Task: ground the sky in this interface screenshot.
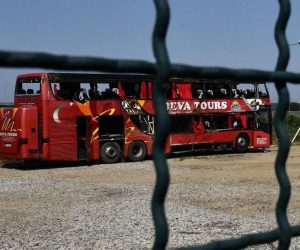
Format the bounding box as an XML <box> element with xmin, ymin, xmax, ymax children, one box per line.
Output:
<box><xmin>0</xmin><ymin>0</ymin><xmax>300</xmax><ymax>103</ymax></box>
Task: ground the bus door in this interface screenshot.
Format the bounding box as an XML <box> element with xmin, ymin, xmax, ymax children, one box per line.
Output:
<box><xmin>77</xmin><ymin>116</ymin><xmax>88</xmax><ymax>160</ymax></box>
<box><xmin>253</xmin><ymin>110</ymin><xmax>271</xmax><ymax>148</ymax></box>
<box><xmin>24</xmin><ymin>108</ymin><xmax>39</xmax><ymax>158</ymax></box>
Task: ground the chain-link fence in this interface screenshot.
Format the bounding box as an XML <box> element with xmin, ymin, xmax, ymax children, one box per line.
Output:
<box><xmin>1</xmin><ymin>0</ymin><xmax>300</xmax><ymax>249</ymax></box>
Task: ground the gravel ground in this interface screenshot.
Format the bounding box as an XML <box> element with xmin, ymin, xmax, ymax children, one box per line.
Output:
<box><xmin>0</xmin><ymin>146</ymin><xmax>300</xmax><ymax>249</ymax></box>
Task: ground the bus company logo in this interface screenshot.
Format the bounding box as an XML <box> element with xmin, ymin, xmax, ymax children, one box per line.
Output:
<box><xmin>257</xmin><ymin>137</ymin><xmax>268</xmax><ymax>145</ymax></box>
<box><xmin>231</xmin><ymin>101</ymin><xmax>241</xmax><ymax>111</ymax></box>
<box><xmin>0</xmin><ymin>132</ymin><xmax>17</xmax><ymax>137</ymax></box>
<box><xmin>0</xmin><ymin>110</ymin><xmax>21</xmax><ymax>133</ymax></box>
<box><xmin>249</xmin><ymin>99</ymin><xmax>263</xmax><ymax>107</ymax></box>
<box><xmin>166</xmin><ymin>101</ymin><xmax>227</xmax><ymax>112</ymax></box>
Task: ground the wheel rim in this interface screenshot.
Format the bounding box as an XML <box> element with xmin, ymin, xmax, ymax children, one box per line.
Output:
<box><xmin>132</xmin><ymin>145</ymin><xmax>143</xmax><ymax>158</ymax></box>
<box><xmin>105</xmin><ymin>146</ymin><xmax>117</xmax><ymax>158</ymax></box>
<box><xmin>237</xmin><ymin>137</ymin><xmax>246</xmax><ymax>147</ymax></box>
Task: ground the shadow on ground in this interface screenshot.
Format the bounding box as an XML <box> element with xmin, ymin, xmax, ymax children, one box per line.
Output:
<box><xmin>0</xmin><ymin>148</ymin><xmax>271</xmax><ymax>171</ymax></box>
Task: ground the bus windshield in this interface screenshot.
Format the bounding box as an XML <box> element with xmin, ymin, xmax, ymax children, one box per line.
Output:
<box><xmin>15</xmin><ymin>77</ymin><xmax>41</xmax><ymax>96</ymax></box>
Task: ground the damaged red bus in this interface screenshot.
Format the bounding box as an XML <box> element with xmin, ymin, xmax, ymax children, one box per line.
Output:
<box><xmin>0</xmin><ymin>73</ymin><xmax>271</xmax><ymax>163</ymax></box>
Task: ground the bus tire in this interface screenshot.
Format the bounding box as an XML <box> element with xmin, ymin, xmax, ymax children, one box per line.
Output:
<box><xmin>235</xmin><ymin>133</ymin><xmax>249</xmax><ymax>153</ymax></box>
<box><xmin>128</xmin><ymin>141</ymin><xmax>147</xmax><ymax>162</ymax></box>
<box><xmin>101</xmin><ymin>142</ymin><xmax>121</xmax><ymax>164</ymax></box>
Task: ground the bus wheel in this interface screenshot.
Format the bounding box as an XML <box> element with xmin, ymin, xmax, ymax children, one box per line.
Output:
<box><xmin>101</xmin><ymin>142</ymin><xmax>121</xmax><ymax>164</ymax></box>
<box><xmin>128</xmin><ymin>141</ymin><xmax>147</xmax><ymax>162</ymax></box>
<box><xmin>235</xmin><ymin>133</ymin><xmax>249</xmax><ymax>153</ymax></box>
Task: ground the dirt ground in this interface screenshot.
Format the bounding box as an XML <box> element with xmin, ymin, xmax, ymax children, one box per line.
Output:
<box><xmin>170</xmin><ymin>146</ymin><xmax>300</xmax><ymax>217</ymax></box>
<box><xmin>0</xmin><ymin>145</ymin><xmax>300</xmax><ymax>249</ymax></box>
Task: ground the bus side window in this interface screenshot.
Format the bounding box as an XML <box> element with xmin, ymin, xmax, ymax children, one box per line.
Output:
<box><xmin>259</xmin><ymin>91</ymin><xmax>268</xmax><ymax>97</ymax></box>
<box><xmin>77</xmin><ymin>88</ymin><xmax>90</xmax><ymax>103</ymax></box>
<box><xmin>51</xmin><ymin>83</ymin><xmax>64</xmax><ymax>100</ymax></box>
<box><xmin>220</xmin><ymin>88</ymin><xmax>228</xmax><ymax>98</ymax></box>
<box><xmin>191</xmin><ymin>86</ymin><xmax>201</xmax><ymax>99</ymax></box>
<box><xmin>18</xmin><ymin>88</ymin><xmax>26</xmax><ymax>94</ymax></box>
<box><xmin>170</xmin><ymin>115</ymin><xmax>193</xmax><ymax>133</ymax></box>
<box><xmin>102</xmin><ymin>83</ymin><xmax>120</xmax><ymax>98</ymax></box>
<box><xmin>176</xmin><ymin>83</ymin><xmax>193</xmax><ymax>99</ymax></box>
<box><xmin>147</xmin><ymin>82</ymin><xmax>152</xmax><ymax>99</ymax></box>
<box><xmin>196</xmin><ymin>89</ymin><xmax>203</xmax><ymax>99</ymax></box>
<box><xmin>27</xmin><ymin>89</ymin><xmax>34</xmax><ymax>94</ymax></box>
<box><xmin>191</xmin><ymin>82</ymin><xmax>204</xmax><ymax>99</ymax></box>
<box><xmin>232</xmin><ymin>89</ymin><xmax>239</xmax><ymax>98</ymax></box>
<box><xmin>246</xmin><ymin>89</ymin><xmax>255</xmax><ymax>98</ymax></box>
<box><xmin>216</xmin><ymin>115</ymin><xmax>228</xmax><ymax>129</ymax></box>
<box><xmin>88</xmin><ymin>83</ymin><xmax>102</xmax><ymax>99</ymax></box>
<box><xmin>247</xmin><ymin>114</ymin><xmax>255</xmax><ymax>129</ymax></box>
<box><xmin>203</xmin><ymin>116</ymin><xmax>213</xmax><ymax>129</ymax></box>
<box><xmin>122</xmin><ymin>82</ymin><xmax>139</xmax><ymax>98</ymax></box>
<box><xmin>139</xmin><ymin>81</ymin><xmax>153</xmax><ymax>99</ymax></box>
<box><xmin>206</xmin><ymin>90</ymin><xmax>214</xmax><ymax>99</ymax></box>
<box><xmin>16</xmin><ymin>80</ymin><xmax>41</xmax><ymax>96</ymax></box>
<box><xmin>140</xmin><ymin>81</ymin><xmax>147</xmax><ymax>99</ymax></box>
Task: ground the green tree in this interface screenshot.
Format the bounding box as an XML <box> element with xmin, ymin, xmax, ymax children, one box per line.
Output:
<box><xmin>289</xmin><ymin>102</ymin><xmax>300</xmax><ymax>111</ymax></box>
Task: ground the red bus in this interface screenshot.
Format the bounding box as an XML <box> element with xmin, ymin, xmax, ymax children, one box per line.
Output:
<box><xmin>0</xmin><ymin>73</ymin><xmax>271</xmax><ymax>163</ymax></box>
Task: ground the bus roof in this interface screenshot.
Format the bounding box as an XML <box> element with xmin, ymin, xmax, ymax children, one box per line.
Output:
<box><xmin>16</xmin><ymin>72</ymin><xmax>266</xmax><ymax>84</ymax></box>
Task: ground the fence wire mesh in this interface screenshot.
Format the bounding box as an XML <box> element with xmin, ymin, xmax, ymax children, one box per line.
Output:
<box><xmin>1</xmin><ymin>0</ymin><xmax>300</xmax><ymax>249</ymax></box>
